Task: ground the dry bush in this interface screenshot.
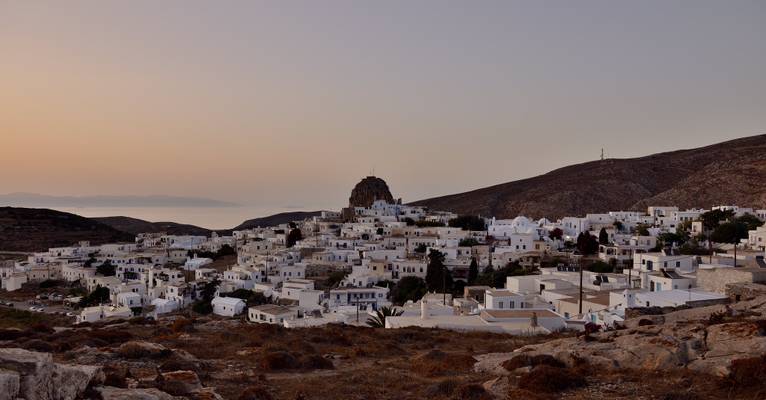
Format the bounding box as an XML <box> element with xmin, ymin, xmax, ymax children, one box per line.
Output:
<box><xmin>517</xmin><ymin>365</ymin><xmax>586</xmax><ymax>393</ymax></box>
<box><xmin>299</xmin><ymin>354</ymin><xmax>334</xmax><ymax>370</ymax></box>
<box><xmin>453</xmin><ymin>383</ymin><xmax>492</xmax><ymax>400</ymax></box>
<box><xmin>88</xmin><ymin>328</ymin><xmax>134</xmax><ymax>344</ymax></box>
<box><xmin>238</xmin><ymin>385</ymin><xmax>273</xmax><ymax>400</ymax></box>
<box><xmin>170</xmin><ymin>317</ymin><xmax>194</xmax><ymax>333</ymax></box>
<box><xmin>0</xmin><ymin>328</ymin><xmax>25</xmax><ymax>341</ymax></box>
<box><xmin>20</xmin><ymin>338</ymin><xmax>54</xmax><ymax>352</ymax></box>
<box><xmin>727</xmin><ymin>354</ymin><xmax>766</xmax><ymax>389</ymax></box>
<box><xmin>507</xmin><ymin>388</ymin><xmax>554</xmax><ymax>400</ymax></box>
<box><xmin>502</xmin><ymin>354</ymin><xmax>564</xmax><ymax>372</ymax></box>
<box><xmin>260</xmin><ymin>351</ymin><xmax>300</xmax><ymax>371</ymax></box>
<box><xmin>411</xmin><ymin>349</ymin><xmax>476</xmax><ymax>377</ymax></box>
<box><xmin>425</xmin><ymin>378</ymin><xmax>460</xmax><ymax>397</ymax></box>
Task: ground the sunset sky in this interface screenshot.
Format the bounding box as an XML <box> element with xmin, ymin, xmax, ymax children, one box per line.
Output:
<box><xmin>2</xmin><ymin>1</ymin><xmax>765</xmax><ymax>210</ymax></box>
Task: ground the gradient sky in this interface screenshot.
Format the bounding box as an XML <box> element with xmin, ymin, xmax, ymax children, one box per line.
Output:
<box><xmin>2</xmin><ymin>0</ymin><xmax>765</xmax><ymax>210</ymax></box>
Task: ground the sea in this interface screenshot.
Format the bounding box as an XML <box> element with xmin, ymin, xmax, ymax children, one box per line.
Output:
<box><xmin>52</xmin><ymin>206</ymin><xmax>311</xmax><ymax>230</ymax></box>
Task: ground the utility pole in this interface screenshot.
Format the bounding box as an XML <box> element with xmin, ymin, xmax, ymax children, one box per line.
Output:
<box><xmin>442</xmin><ymin>263</ymin><xmax>446</xmax><ymax>306</ymax></box>
<box><xmin>578</xmin><ymin>260</ymin><xmax>583</xmax><ymax>315</ymax></box>
<box><xmin>734</xmin><ymin>242</ymin><xmax>738</xmax><ymax>267</ymax></box>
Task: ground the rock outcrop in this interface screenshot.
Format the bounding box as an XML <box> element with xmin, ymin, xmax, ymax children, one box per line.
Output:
<box><xmin>475</xmin><ymin>296</ymin><xmax>766</xmax><ymax>381</ymax></box>
<box><xmin>0</xmin><ymin>348</ymin><xmax>103</xmax><ymax>400</ymax></box>
<box><xmin>348</xmin><ymin>176</ymin><xmax>395</xmax><ymax>208</ymax></box>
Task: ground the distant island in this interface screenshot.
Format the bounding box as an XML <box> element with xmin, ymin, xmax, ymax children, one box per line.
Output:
<box><xmin>0</xmin><ymin>193</ymin><xmax>240</xmax><ymax>208</ymax></box>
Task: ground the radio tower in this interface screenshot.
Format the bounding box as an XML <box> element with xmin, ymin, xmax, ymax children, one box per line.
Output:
<box><xmin>600</xmin><ymin>148</ymin><xmax>604</xmax><ymax>161</ymax></box>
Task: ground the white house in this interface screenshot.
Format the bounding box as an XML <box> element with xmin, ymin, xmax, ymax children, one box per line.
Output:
<box><xmin>248</xmin><ymin>304</ymin><xmax>297</xmax><ymax>325</ymax></box>
<box><xmin>211</xmin><ymin>296</ymin><xmax>246</xmax><ymax>317</ymax></box>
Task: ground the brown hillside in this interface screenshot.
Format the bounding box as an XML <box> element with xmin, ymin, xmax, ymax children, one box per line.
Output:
<box><xmin>412</xmin><ymin>135</ymin><xmax>766</xmax><ymax>219</ymax></box>
<box><xmin>0</xmin><ymin>207</ymin><xmax>135</xmax><ymax>252</ymax></box>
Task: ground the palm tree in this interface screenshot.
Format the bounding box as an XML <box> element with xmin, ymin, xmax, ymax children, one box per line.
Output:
<box><xmin>366</xmin><ymin>306</ymin><xmax>403</xmax><ymax>328</ymax></box>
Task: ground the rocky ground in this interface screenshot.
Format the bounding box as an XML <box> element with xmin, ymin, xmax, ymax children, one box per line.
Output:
<box><xmin>1</xmin><ymin>295</ymin><xmax>766</xmax><ymax>399</ymax></box>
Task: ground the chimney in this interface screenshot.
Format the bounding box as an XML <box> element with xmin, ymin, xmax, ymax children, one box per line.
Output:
<box><xmin>421</xmin><ymin>299</ymin><xmax>429</xmax><ymax>320</ymax></box>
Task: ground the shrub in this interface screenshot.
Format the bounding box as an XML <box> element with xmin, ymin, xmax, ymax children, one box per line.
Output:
<box><xmin>728</xmin><ymin>354</ymin><xmax>766</xmax><ymax>389</ymax></box>
<box><xmin>260</xmin><ymin>351</ymin><xmax>300</xmax><ymax>371</ymax></box>
<box><xmin>518</xmin><ymin>365</ymin><xmax>586</xmax><ymax>393</ymax></box>
<box><xmin>0</xmin><ymin>328</ymin><xmax>25</xmax><ymax>340</ymax></box>
<box><xmin>238</xmin><ymin>385</ymin><xmax>273</xmax><ymax>400</ymax></box>
<box><xmin>171</xmin><ymin>317</ymin><xmax>195</xmax><ymax>333</ymax></box>
<box><xmin>22</xmin><ymin>339</ymin><xmax>54</xmax><ymax>352</ymax></box>
<box><xmin>300</xmin><ymin>354</ymin><xmax>334</xmax><ymax>370</ymax></box>
<box><xmin>454</xmin><ymin>383</ymin><xmax>493</xmax><ymax>400</ymax></box>
<box><xmin>425</xmin><ymin>379</ymin><xmax>459</xmax><ymax>396</ymax></box>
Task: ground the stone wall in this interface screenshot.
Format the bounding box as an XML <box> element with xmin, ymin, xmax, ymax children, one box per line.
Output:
<box><xmin>697</xmin><ymin>267</ymin><xmax>766</xmax><ymax>294</ymax></box>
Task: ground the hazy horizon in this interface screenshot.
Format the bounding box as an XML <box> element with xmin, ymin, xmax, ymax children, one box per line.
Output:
<box><xmin>2</xmin><ymin>1</ymin><xmax>765</xmax><ymax>210</ymax></box>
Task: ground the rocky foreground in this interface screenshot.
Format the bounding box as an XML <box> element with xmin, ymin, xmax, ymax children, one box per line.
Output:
<box><xmin>2</xmin><ymin>295</ymin><xmax>766</xmax><ymax>399</ymax></box>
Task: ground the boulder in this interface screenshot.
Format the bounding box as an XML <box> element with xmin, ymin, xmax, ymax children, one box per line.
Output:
<box><xmin>0</xmin><ymin>348</ymin><xmax>55</xmax><ymax>400</ymax></box>
<box><xmin>157</xmin><ymin>371</ymin><xmax>202</xmax><ymax>396</ymax></box>
<box><xmin>52</xmin><ymin>364</ymin><xmax>104</xmax><ymax>400</ymax></box>
<box><xmin>0</xmin><ymin>369</ymin><xmax>20</xmax><ymax>400</ymax></box>
<box><xmin>95</xmin><ymin>387</ymin><xmax>177</xmax><ymax>400</ymax></box>
<box><xmin>0</xmin><ymin>348</ymin><xmax>101</xmax><ymax>400</ymax></box>
<box><xmin>117</xmin><ymin>342</ymin><xmax>171</xmax><ymax>359</ymax></box>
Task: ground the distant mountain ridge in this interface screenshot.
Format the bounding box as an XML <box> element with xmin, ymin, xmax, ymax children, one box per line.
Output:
<box><xmin>0</xmin><ymin>193</ymin><xmax>239</xmax><ymax>208</ymax></box>
<box><xmin>91</xmin><ymin>216</ymin><xmax>214</xmax><ymax>236</ymax></box>
<box><xmin>0</xmin><ymin>207</ymin><xmax>135</xmax><ymax>252</ymax></box>
<box><xmin>412</xmin><ymin>134</ymin><xmax>766</xmax><ymax>219</ymax></box>
<box><xmin>0</xmin><ymin>208</ymin><xmax>324</xmax><ymax>252</ymax></box>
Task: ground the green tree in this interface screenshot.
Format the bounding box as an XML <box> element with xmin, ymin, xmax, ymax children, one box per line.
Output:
<box><xmin>413</xmin><ymin>243</ymin><xmax>428</xmax><ymax>254</ymax></box>
<box><xmin>325</xmin><ymin>271</ymin><xmax>349</xmax><ymax>289</ymax></box>
<box><xmin>467</xmin><ymin>258</ymin><xmax>479</xmax><ymax>285</ymax></box>
<box><xmin>576</xmin><ymin>232</ymin><xmax>599</xmax><ymax>256</ymax></box>
<box><xmin>635</xmin><ymin>224</ymin><xmax>651</xmax><ymax>236</ymax></box>
<box><xmin>425</xmin><ymin>250</ymin><xmax>452</xmax><ymax>293</ymax></box>
<box><xmin>700</xmin><ymin>209</ymin><xmax>735</xmax><ymax>231</ymax></box>
<box><xmin>548</xmin><ymin>228</ymin><xmax>563</xmax><ymax>241</ymax></box>
<box><xmin>459</xmin><ymin>238</ymin><xmax>480</xmax><ymax>247</ymax></box>
<box><xmin>710</xmin><ymin>222</ymin><xmax>748</xmax><ymax>244</ymax></box>
<box><xmin>734</xmin><ymin>214</ymin><xmax>764</xmax><ymax>231</ymax></box>
<box><xmin>78</xmin><ymin>286</ymin><xmax>110</xmax><ymax>308</ymax></box>
<box><xmin>613</xmin><ymin>221</ymin><xmax>624</xmax><ymax>232</ymax></box>
<box><xmin>366</xmin><ymin>306</ymin><xmax>404</xmax><ymax>328</ymax></box>
<box><xmin>448</xmin><ymin>215</ymin><xmax>486</xmax><ymax>231</ymax></box>
<box><xmin>390</xmin><ymin>276</ymin><xmax>427</xmax><ymax>305</ymax></box>
<box><xmin>586</xmin><ymin>261</ymin><xmax>614</xmax><ymax>273</ymax></box>
<box><xmin>286</xmin><ymin>228</ymin><xmax>303</xmax><ymax>248</ymax></box>
<box><xmin>192</xmin><ymin>278</ymin><xmax>221</xmax><ymax>315</ymax></box>
<box><xmin>96</xmin><ymin>260</ymin><xmax>116</xmax><ymax>277</ymax></box>
<box><xmin>598</xmin><ymin>228</ymin><xmax>609</xmax><ymax>245</ymax></box>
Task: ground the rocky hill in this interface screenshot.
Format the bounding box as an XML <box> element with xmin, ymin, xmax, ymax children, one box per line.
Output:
<box><xmin>349</xmin><ymin>176</ymin><xmax>395</xmax><ymax>208</ymax></box>
<box><xmin>0</xmin><ymin>207</ymin><xmax>135</xmax><ymax>252</ymax></box>
<box><xmin>412</xmin><ymin>134</ymin><xmax>766</xmax><ymax>219</ymax></box>
<box><xmin>233</xmin><ymin>211</ymin><xmax>323</xmax><ymax>230</ymax></box>
<box><xmin>92</xmin><ymin>216</ymin><xmax>213</xmax><ymax>236</ymax></box>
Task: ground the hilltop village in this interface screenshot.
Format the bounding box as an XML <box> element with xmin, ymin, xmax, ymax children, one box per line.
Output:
<box><xmin>2</xmin><ymin>177</ymin><xmax>765</xmax><ymax>335</ymax></box>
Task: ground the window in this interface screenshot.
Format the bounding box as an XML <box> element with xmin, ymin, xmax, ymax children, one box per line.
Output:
<box><xmin>498</xmin><ymin>301</ymin><xmax>504</xmax><ymax>308</ymax></box>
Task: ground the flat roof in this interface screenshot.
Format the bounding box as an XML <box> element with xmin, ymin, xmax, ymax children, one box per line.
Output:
<box><xmin>486</xmin><ymin>289</ymin><xmax>521</xmax><ymax>297</ymax></box>
<box><xmin>482</xmin><ymin>309</ymin><xmax>559</xmax><ymax>319</ymax></box>
<box><xmin>250</xmin><ymin>304</ymin><xmax>294</xmax><ymax>315</ymax></box>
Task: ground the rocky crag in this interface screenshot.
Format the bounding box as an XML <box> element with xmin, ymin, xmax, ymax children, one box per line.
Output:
<box><xmin>348</xmin><ymin>176</ymin><xmax>395</xmax><ymax>208</ymax></box>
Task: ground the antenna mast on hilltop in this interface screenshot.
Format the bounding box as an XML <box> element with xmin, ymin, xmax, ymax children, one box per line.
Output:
<box><xmin>600</xmin><ymin>148</ymin><xmax>605</xmax><ymax>161</ymax></box>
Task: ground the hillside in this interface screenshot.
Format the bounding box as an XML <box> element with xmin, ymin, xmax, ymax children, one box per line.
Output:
<box><xmin>233</xmin><ymin>211</ymin><xmax>323</xmax><ymax>230</ymax></box>
<box><xmin>0</xmin><ymin>207</ymin><xmax>135</xmax><ymax>252</ymax></box>
<box><xmin>412</xmin><ymin>134</ymin><xmax>766</xmax><ymax>219</ymax></box>
<box><xmin>92</xmin><ymin>216</ymin><xmax>213</xmax><ymax>236</ymax></box>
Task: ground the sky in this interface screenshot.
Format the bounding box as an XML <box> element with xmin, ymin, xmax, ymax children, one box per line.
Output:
<box><xmin>1</xmin><ymin>0</ymin><xmax>765</xmax><ymax>210</ymax></box>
